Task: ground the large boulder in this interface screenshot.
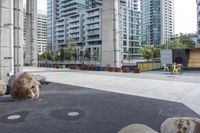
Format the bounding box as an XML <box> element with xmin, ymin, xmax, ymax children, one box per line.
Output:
<box><xmin>161</xmin><ymin>117</ymin><xmax>200</xmax><ymax>133</ymax></box>
<box><xmin>11</xmin><ymin>72</ymin><xmax>40</xmax><ymax>100</ymax></box>
<box><xmin>118</xmin><ymin>124</ymin><xmax>158</xmax><ymax>133</ymax></box>
<box><xmin>0</xmin><ymin>80</ymin><xmax>7</xmax><ymax>96</ymax></box>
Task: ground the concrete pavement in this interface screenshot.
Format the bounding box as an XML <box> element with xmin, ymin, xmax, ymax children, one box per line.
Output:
<box><xmin>0</xmin><ymin>83</ymin><xmax>199</xmax><ymax>133</ymax></box>
<box><xmin>24</xmin><ymin>67</ymin><xmax>200</xmax><ymax>115</ymax></box>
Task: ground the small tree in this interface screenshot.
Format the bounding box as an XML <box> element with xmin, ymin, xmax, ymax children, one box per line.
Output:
<box><xmin>84</xmin><ymin>49</ymin><xmax>91</xmax><ymax>61</ymax></box>
<box><xmin>59</xmin><ymin>48</ymin><xmax>65</xmax><ymax>61</ymax></box>
<box><xmin>92</xmin><ymin>49</ymin><xmax>98</xmax><ymax>66</ymax></box>
<box><xmin>47</xmin><ymin>52</ymin><xmax>53</xmax><ymax>61</ymax></box>
<box><xmin>140</xmin><ymin>45</ymin><xmax>154</xmax><ymax>60</ymax></box>
<box><xmin>127</xmin><ymin>49</ymin><xmax>132</xmax><ymax>62</ymax></box>
<box><xmin>168</xmin><ymin>39</ymin><xmax>187</xmax><ymax>49</ymax></box>
<box><xmin>64</xmin><ymin>49</ymin><xmax>71</xmax><ymax>61</ymax></box>
<box><xmin>66</xmin><ymin>38</ymin><xmax>77</xmax><ymax>60</ymax></box>
<box><xmin>179</xmin><ymin>33</ymin><xmax>196</xmax><ymax>48</ymax></box>
<box><xmin>52</xmin><ymin>52</ymin><xmax>59</xmax><ymax>62</ymax></box>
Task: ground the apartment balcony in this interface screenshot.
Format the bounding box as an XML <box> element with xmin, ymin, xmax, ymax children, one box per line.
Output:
<box><xmin>61</xmin><ymin>5</ymin><xmax>77</xmax><ymax>12</ymax></box>
<box><xmin>56</xmin><ymin>22</ymin><xmax>64</xmax><ymax>26</ymax></box>
<box><xmin>61</xmin><ymin>9</ymin><xmax>78</xmax><ymax>17</ymax></box>
<box><xmin>61</xmin><ymin>0</ymin><xmax>77</xmax><ymax>7</ymax></box>
<box><xmin>86</xmin><ymin>19</ymin><xmax>100</xmax><ymax>25</ymax></box>
<box><xmin>87</xmin><ymin>31</ymin><xmax>100</xmax><ymax>36</ymax></box>
<box><xmin>56</xmin><ymin>31</ymin><xmax>65</xmax><ymax>36</ymax></box>
<box><xmin>87</xmin><ymin>26</ymin><xmax>100</xmax><ymax>30</ymax></box>
<box><xmin>55</xmin><ymin>27</ymin><xmax>65</xmax><ymax>32</ymax></box>
<box><xmin>68</xmin><ymin>24</ymin><xmax>79</xmax><ymax>29</ymax></box>
<box><xmin>87</xmin><ymin>13</ymin><xmax>100</xmax><ymax>18</ymax></box>
<box><xmin>68</xmin><ymin>17</ymin><xmax>80</xmax><ymax>23</ymax></box>
<box><xmin>68</xmin><ymin>30</ymin><xmax>80</xmax><ymax>35</ymax></box>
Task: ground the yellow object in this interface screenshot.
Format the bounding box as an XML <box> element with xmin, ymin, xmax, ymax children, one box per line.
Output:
<box><xmin>163</xmin><ymin>64</ymin><xmax>169</xmax><ymax>71</ymax></box>
<box><xmin>172</xmin><ymin>63</ymin><xmax>179</xmax><ymax>74</ymax></box>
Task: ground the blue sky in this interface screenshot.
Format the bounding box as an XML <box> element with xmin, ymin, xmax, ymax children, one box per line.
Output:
<box><xmin>37</xmin><ymin>0</ymin><xmax>197</xmax><ymax>34</ymax></box>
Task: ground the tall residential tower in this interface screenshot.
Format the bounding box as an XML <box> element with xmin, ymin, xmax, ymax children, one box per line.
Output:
<box><xmin>141</xmin><ymin>0</ymin><xmax>174</xmax><ymax>46</ymax></box>
<box><xmin>47</xmin><ymin>0</ymin><xmax>141</xmax><ymax>67</ymax></box>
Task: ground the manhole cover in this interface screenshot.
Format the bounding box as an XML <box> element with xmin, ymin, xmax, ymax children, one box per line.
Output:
<box><xmin>7</xmin><ymin>115</ymin><xmax>21</xmax><ymax>120</ymax></box>
<box><xmin>1</xmin><ymin>111</ymin><xmax>31</xmax><ymax>124</ymax></box>
<box><xmin>68</xmin><ymin>112</ymin><xmax>80</xmax><ymax>117</ymax></box>
<box><xmin>51</xmin><ymin>109</ymin><xmax>84</xmax><ymax>121</ymax></box>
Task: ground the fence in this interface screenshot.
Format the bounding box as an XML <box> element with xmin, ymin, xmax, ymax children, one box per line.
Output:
<box><xmin>137</xmin><ymin>61</ymin><xmax>161</xmax><ymax>72</ymax></box>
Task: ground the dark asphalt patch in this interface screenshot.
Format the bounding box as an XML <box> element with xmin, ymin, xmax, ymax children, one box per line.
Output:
<box><xmin>0</xmin><ymin>82</ymin><xmax>199</xmax><ymax>133</ymax></box>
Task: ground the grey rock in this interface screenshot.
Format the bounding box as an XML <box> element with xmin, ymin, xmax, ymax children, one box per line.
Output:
<box><xmin>11</xmin><ymin>72</ymin><xmax>40</xmax><ymax>100</ymax></box>
<box><xmin>161</xmin><ymin>117</ymin><xmax>200</xmax><ymax>133</ymax></box>
<box><xmin>0</xmin><ymin>80</ymin><xmax>7</xmax><ymax>96</ymax></box>
<box><xmin>118</xmin><ymin>124</ymin><xmax>158</xmax><ymax>133</ymax></box>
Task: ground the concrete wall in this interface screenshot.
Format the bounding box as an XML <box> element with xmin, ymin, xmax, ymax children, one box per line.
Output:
<box><xmin>24</xmin><ymin>0</ymin><xmax>38</xmax><ymax>66</ymax></box>
<box><xmin>14</xmin><ymin>0</ymin><xmax>24</xmax><ymax>73</ymax></box>
<box><xmin>101</xmin><ymin>0</ymin><xmax>121</xmax><ymax>68</ymax></box>
<box><xmin>0</xmin><ymin>0</ymin><xmax>24</xmax><ymax>82</ymax></box>
<box><xmin>0</xmin><ymin>0</ymin><xmax>10</xmax><ymax>82</ymax></box>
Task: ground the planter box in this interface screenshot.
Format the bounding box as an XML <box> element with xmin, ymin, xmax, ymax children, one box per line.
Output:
<box><xmin>95</xmin><ymin>66</ymin><xmax>101</xmax><ymax>71</ymax></box>
<box><xmin>122</xmin><ymin>67</ymin><xmax>130</xmax><ymax>73</ymax></box>
<box><xmin>108</xmin><ymin>67</ymin><xmax>115</xmax><ymax>72</ymax></box>
<box><xmin>69</xmin><ymin>64</ymin><xmax>76</xmax><ymax>69</ymax></box>
<box><xmin>134</xmin><ymin>68</ymin><xmax>140</xmax><ymax>73</ymax></box>
<box><xmin>55</xmin><ymin>64</ymin><xmax>59</xmax><ymax>69</ymax></box>
<box><xmin>115</xmin><ymin>68</ymin><xmax>121</xmax><ymax>72</ymax></box>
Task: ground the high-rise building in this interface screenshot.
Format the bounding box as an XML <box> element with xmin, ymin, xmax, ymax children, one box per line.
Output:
<box><xmin>119</xmin><ymin>0</ymin><xmax>141</xmax><ymax>60</ymax></box>
<box><xmin>141</xmin><ymin>0</ymin><xmax>174</xmax><ymax>46</ymax></box>
<box><xmin>24</xmin><ymin>11</ymin><xmax>47</xmax><ymax>55</ymax></box>
<box><xmin>197</xmin><ymin>0</ymin><xmax>200</xmax><ymax>45</ymax></box>
<box><xmin>47</xmin><ymin>0</ymin><xmax>141</xmax><ymax>67</ymax></box>
<box><xmin>160</xmin><ymin>0</ymin><xmax>174</xmax><ymax>45</ymax></box>
<box><xmin>37</xmin><ymin>12</ymin><xmax>47</xmax><ymax>55</ymax></box>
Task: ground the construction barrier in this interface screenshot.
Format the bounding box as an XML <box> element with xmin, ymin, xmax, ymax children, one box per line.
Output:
<box><xmin>137</xmin><ymin>61</ymin><xmax>161</xmax><ymax>72</ymax></box>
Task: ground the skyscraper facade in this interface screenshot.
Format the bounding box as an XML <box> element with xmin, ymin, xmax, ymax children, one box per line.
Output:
<box><xmin>24</xmin><ymin>11</ymin><xmax>47</xmax><ymax>55</ymax></box>
<box><xmin>141</xmin><ymin>0</ymin><xmax>174</xmax><ymax>46</ymax></box>
<box><xmin>47</xmin><ymin>0</ymin><xmax>141</xmax><ymax>67</ymax></box>
<box><xmin>119</xmin><ymin>0</ymin><xmax>141</xmax><ymax>60</ymax></box>
<box><xmin>37</xmin><ymin>12</ymin><xmax>48</xmax><ymax>55</ymax></box>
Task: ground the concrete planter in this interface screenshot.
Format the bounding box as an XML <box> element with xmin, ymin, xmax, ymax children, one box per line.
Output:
<box><xmin>115</xmin><ymin>68</ymin><xmax>121</xmax><ymax>72</ymax></box>
<box><xmin>134</xmin><ymin>68</ymin><xmax>140</xmax><ymax>73</ymax></box>
<box><xmin>122</xmin><ymin>67</ymin><xmax>130</xmax><ymax>73</ymax></box>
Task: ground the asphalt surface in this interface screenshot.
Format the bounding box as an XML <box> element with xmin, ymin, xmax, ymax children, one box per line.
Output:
<box><xmin>0</xmin><ymin>83</ymin><xmax>199</xmax><ymax>133</ymax></box>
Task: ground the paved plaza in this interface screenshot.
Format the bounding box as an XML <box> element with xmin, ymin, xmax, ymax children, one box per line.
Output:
<box><xmin>0</xmin><ymin>67</ymin><xmax>200</xmax><ymax>133</ymax></box>
<box><xmin>24</xmin><ymin>67</ymin><xmax>200</xmax><ymax>115</ymax></box>
<box><xmin>0</xmin><ymin>83</ymin><xmax>199</xmax><ymax>133</ymax></box>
